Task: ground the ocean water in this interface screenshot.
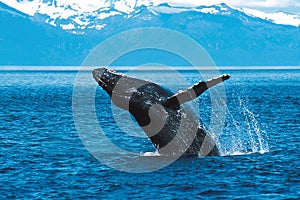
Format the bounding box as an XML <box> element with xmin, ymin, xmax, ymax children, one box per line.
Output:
<box><xmin>0</xmin><ymin>69</ymin><xmax>299</xmax><ymax>199</ymax></box>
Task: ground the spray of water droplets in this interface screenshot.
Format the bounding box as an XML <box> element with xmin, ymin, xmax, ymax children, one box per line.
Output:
<box><xmin>214</xmin><ymin>88</ymin><xmax>270</xmax><ymax>156</ymax></box>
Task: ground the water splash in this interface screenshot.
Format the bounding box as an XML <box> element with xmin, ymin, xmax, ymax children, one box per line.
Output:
<box><xmin>216</xmin><ymin>89</ymin><xmax>269</xmax><ymax>156</ymax></box>
<box><xmin>143</xmin><ymin>151</ymin><xmax>161</xmax><ymax>157</ymax></box>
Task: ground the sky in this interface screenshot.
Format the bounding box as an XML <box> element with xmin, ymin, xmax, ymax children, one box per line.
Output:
<box><xmin>163</xmin><ymin>0</ymin><xmax>300</xmax><ymax>14</ymax></box>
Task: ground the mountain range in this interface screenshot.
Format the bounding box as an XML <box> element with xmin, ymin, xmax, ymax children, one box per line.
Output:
<box><xmin>1</xmin><ymin>1</ymin><xmax>300</xmax><ymax>66</ymax></box>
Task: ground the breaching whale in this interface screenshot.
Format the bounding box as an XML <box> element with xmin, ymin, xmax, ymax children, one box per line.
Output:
<box><xmin>92</xmin><ymin>68</ymin><xmax>230</xmax><ymax>156</ymax></box>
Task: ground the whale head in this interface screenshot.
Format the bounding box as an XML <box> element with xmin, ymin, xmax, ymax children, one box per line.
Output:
<box><xmin>92</xmin><ymin>68</ymin><xmax>175</xmax><ymax>128</ymax></box>
<box><xmin>92</xmin><ymin>68</ymin><xmax>123</xmax><ymax>97</ymax></box>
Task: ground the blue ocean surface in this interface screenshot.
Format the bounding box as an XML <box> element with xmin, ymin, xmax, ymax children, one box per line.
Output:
<box><xmin>0</xmin><ymin>69</ymin><xmax>299</xmax><ymax>199</ymax></box>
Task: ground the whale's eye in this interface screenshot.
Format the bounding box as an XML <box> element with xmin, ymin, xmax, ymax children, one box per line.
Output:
<box><xmin>136</xmin><ymin>91</ymin><xmax>143</xmax><ymax>97</ymax></box>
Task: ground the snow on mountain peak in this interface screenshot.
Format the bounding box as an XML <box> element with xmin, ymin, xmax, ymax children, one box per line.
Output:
<box><xmin>239</xmin><ymin>8</ymin><xmax>300</xmax><ymax>27</ymax></box>
<box><xmin>1</xmin><ymin>0</ymin><xmax>38</xmax><ymax>16</ymax></box>
<box><xmin>1</xmin><ymin>0</ymin><xmax>112</xmax><ymax>15</ymax></box>
<box><xmin>1</xmin><ymin>0</ymin><xmax>299</xmax><ymax>34</ymax></box>
<box><xmin>1</xmin><ymin>0</ymin><xmax>235</xmax><ymax>32</ymax></box>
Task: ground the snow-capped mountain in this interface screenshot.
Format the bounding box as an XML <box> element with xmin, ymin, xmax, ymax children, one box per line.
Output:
<box><xmin>0</xmin><ymin>1</ymin><xmax>300</xmax><ymax>66</ymax></box>
<box><xmin>1</xmin><ymin>0</ymin><xmax>300</xmax><ymax>34</ymax></box>
<box><xmin>239</xmin><ymin>7</ymin><xmax>300</xmax><ymax>27</ymax></box>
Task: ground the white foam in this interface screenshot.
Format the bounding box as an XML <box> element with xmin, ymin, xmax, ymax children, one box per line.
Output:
<box><xmin>143</xmin><ymin>151</ymin><xmax>161</xmax><ymax>156</ymax></box>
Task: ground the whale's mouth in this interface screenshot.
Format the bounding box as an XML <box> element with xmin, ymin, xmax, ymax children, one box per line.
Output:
<box><xmin>92</xmin><ymin>68</ymin><xmax>151</xmax><ymax>99</ymax></box>
<box><xmin>93</xmin><ymin>68</ymin><xmax>154</xmax><ymax>110</ymax></box>
<box><xmin>92</xmin><ymin>68</ymin><xmax>124</xmax><ymax>96</ymax></box>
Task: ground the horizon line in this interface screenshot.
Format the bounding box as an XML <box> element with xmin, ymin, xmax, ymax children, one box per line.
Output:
<box><xmin>0</xmin><ymin>66</ymin><xmax>300</xmax><ymax>71</ymax></box>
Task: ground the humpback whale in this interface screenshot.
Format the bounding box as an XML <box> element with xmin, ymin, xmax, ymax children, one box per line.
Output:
<box><xmin>92</xmin><ymin>68</ymin><xmax>230</xmax><ymax>156</ymax></box>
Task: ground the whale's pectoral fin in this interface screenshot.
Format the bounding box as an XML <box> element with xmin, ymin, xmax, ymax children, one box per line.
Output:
<box><xmin>164</xmin><ymin>74</ymin><xmax>230</xmax><ymax>107</ymax></box>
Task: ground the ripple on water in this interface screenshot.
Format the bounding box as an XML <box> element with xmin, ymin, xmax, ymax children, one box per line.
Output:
<box><xmin>0</xmin><ymin>70</ymin><xmax>299</xmax><ymax>199</ymax></box>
